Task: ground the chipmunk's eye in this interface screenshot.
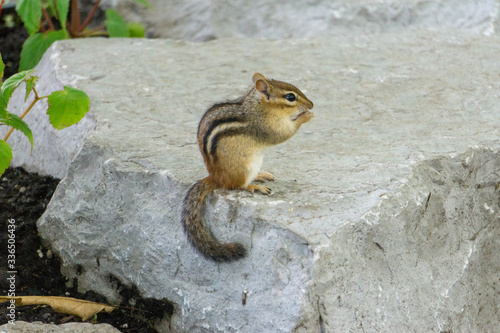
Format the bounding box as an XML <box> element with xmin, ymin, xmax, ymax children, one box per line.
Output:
<box><xmin>284</xmin><ymin>93</ymin><xmax>297</xmax><ymax>102</ymax></box>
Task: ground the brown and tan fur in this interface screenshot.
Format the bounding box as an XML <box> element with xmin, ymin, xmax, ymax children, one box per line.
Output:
<box><xmin>181</xmin><ymin>73</ymin><xmax>314</xmax><ymax>262</ymax></box>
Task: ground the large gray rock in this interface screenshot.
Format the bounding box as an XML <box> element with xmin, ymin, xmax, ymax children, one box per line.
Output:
<box><xmin>102</xmin><ymin>0</ymin><xmax>500</xmax><ymax>40</ymax></box>
<box><xmin>2</xmin><ymin>31</ymin><xmax>499</xmax><ymax>332</ymax></box>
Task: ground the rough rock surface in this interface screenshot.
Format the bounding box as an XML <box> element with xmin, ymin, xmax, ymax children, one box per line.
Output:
<box><xmin>0</xmin><ymin>321</ymin><xmax>120</xmax><ymax>333</ymax></box>
<box><xmin>102</xmin><ymin>0</ymin><xmax>500</xmax><ymax>40</ymax></box>
<box><xmin>2</xmin><ymin>31</ymin><xmax>499</xmax><ymax>332</ymax></box>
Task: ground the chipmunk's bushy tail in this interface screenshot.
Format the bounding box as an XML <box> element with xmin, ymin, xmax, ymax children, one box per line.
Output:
<box><xmin>181</xmin><ymin>177</ymin><xmax>246</xmax><ymax>262</ymax></box>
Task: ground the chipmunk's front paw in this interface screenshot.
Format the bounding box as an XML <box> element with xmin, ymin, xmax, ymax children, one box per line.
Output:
<box><xmin>254</xmin><ymin>171</ymin><xmax>275</xmax><ymax>183</ymax></box>
<box><xmin>244</xmin><ymin>184</ymin><xmax>272</xmax><ymax>195</ymax></box>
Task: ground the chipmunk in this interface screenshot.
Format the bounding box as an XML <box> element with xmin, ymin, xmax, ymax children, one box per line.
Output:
<box><xmin>181</xmin><ymin>73</ymin><xmax>314</xmax><ymax>262</ymax></box>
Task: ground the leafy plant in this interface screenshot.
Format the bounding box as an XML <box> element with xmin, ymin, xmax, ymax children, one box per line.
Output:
<box><xmin>0</xmin><ymin>54</ymin><xmax>90</xmax><ymax>176</ymax></box>
<box><xmin>16</xmin><ymin>0</ymin><xmax>151</xmax><ymax>71</ymax></box>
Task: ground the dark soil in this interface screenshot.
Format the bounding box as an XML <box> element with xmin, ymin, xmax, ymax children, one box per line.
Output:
<box><xmin>0</xmin><ymin>4</ymin><xmax>28</xmax><ymax>79</ymax></box>
<box><xmin>0</xmin><ymin>24</ymin><xmax>28</xmax><ymax>79</ymax></box>
<box><xmin>0</xmin><ymin>167</ymin><xmax>171</xmax><ymax>331</ymax></box>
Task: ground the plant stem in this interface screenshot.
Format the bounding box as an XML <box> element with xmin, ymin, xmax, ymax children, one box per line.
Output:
<box><xmin>40</xmin><ymin>19</ymin><xmax>47</xmax><ymax>32</ymax></box>
<box><xmin>42</xmin><ymin>7</ymin><xmax>55</xmax><ymax>31</ymax></box>
<box><xmin>76</xmin><ymin>24</ymin><xmax>106</xmax><ymax>37</ymax></box>
<box><xmin>80</xmin><ymin>0</ymin><xmax>101</xmax><ymax>31</ymax></box>
<box><xmin>2</xmin><ymin>88</ymin><xmax>48</xmax><ymax>142</ymax></box>
<box><xmin>33</xmin><ymin>87</ymin><xmax>40</xmax><ymax>100</ymax></box>
<box><xmin>2</xmin><ymin>128</ymin><xmax>14</xmax><ymax>141</ymax></box>
<box><xmin>66</xmin><ymin>21</ymin><xmax>75</xmax><ymax>37</ymax></box>
<box><xmin>70</xmin><ymin>0</ymin><xmax>81</xmax><ymax>34</ymax></box>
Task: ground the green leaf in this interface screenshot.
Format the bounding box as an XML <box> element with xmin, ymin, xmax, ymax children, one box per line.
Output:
<box><xmin>0</xmin><ymin>113</ymin><xmax>34</xmax><ymax>152</ymax></box>
<box><xmin>44</xmin><ymin>0</ymin><xmax>58</xmax><ymax>18</ymax></box>
<box><xmin>127</xmin><ymin>22</ymin><xmax>145</xmax><ymax>38</ymax></box>
<box><xmin>134</xmin><ymin>0</ymin><xmax>153</xmax><ymax>9</ymax></box>
<box><xmin>0</xmin><ymin>69</ymin><xmax>37</xmax><ymax>114</ymax></box>
<box><xmin>16</xmin><ymin>0</ymin><xmax>42</xmax><ymax>35</ymax></box>
<box><xmin>0</xmin><ymin>105</ymin><xmax>6</xmax><ymax>120</ymax></box>
<box><xmin>0</xmin><ymin>140</ymin><xmax>13</xmax><ymax>176</ymax></box>
<box><xmin>55</xmin><ymin>0</ymin><xmax>70</xmax><ymax>34</ymax></box>
<box><xmin>0</xmin><ymin>107</ymin><xmax>6</xmax><ymax>120</ymax></box>
<box><xmin>105</xmin><ymin>9</ymin><xmax>129</xmax><ymax>38</ymax></box>
<box><xmin>25</xmin><ymin>76</ymin><xmax>39</xmax><ymax>102</ymax></box>
<box><xmin>19</xmin><ymin>31</ymin><xmax>67</xmax><ymax>71</ymax></box>
<box><xmin>0</xmin><ymin>53</ymin><xmax>4</xmax><ymax>80</ymax></box>
<box><xmin>47</xmin><ymin>86</ymin><xmax>90</xmax><ymax>130</ymax></box>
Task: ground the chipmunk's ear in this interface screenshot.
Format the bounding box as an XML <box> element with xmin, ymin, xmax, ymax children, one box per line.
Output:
<box><xmin>252</xmin><ymin>73</ymin><xmax>267</xmax><ymax>83</ymax></box>
<box><xmin>253</xmin><ymin>73</ymin><xmax>270</xmax><ymax>100</ymax></box>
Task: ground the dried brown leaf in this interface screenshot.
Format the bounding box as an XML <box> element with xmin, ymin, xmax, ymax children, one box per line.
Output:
<box><xmin>0</xmin><ymin>296</ymin><xmax>115</xmax><ymax>321</ymax></box>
